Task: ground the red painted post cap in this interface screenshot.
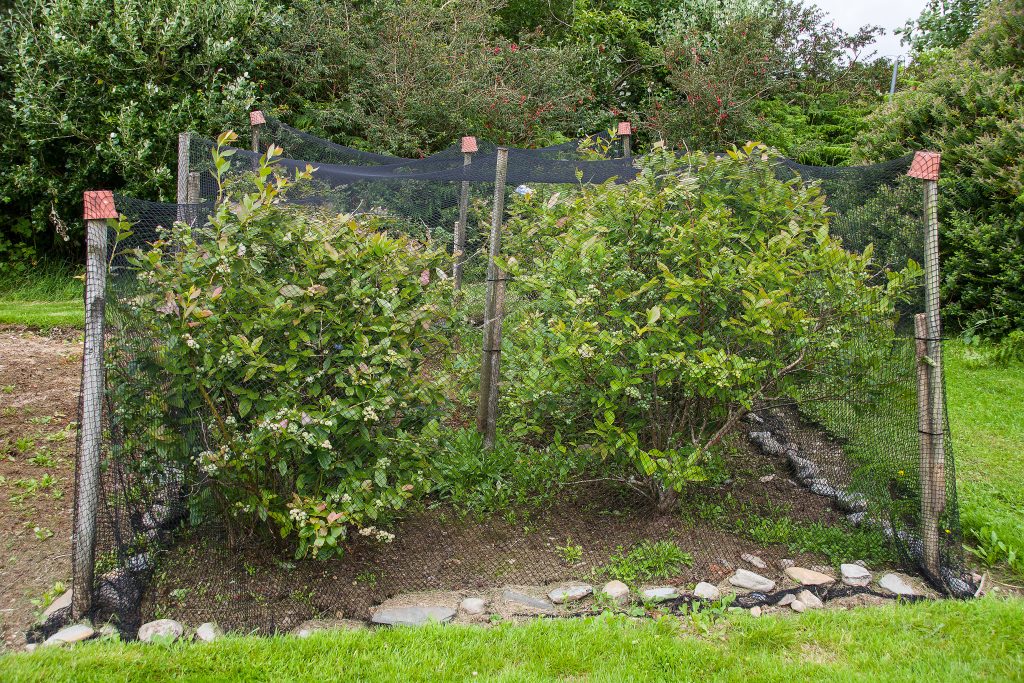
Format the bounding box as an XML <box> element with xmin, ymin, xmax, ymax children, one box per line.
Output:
<box><xmin>461</xmin><ymin>136</ymin><xmax>478</xmax><ymax>153</ymax></box>
<box><xmin>83</xmin><ymin>191</ymin><xmax>117</xmax><ymax>220</ymax></box>
<box><xmin>617</xmin><ymin>121</ymin><xmax>632</xmax><ymax>136</ymax></box>
<box><xmin>908</xmin><ymin>151</ymin><xmax>940</xmax><ymax>180</ymax></box>
<box><xmin>250</xmin><ymin>110</ymin><xmax>266</xmax><ymax>126</ymax></box>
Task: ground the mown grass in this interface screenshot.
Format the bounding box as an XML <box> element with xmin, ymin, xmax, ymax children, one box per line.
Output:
<box><xmin>0</xmin><ymin>261</ymin><xmax>83</xmax><ymax>329</ymax></box>
<box><xmin>944</xmin><ymin>341</ymin><xmax>1024</xmax><ymax>572</ymax></box>
<box><xmin>2</xmin><ymin>598</ymin><xmax>1022</xmax><ymax>682</ymax></box>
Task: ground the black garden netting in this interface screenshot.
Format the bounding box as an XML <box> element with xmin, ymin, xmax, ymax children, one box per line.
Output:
<box><xmin>69</xmin><ymin>124</ymin><xmax>971</xmax><ymax>641</ymax></box>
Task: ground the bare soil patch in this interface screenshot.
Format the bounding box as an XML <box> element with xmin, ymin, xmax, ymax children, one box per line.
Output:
<box><xmin>0</xmin><ymin>328</ymin><xmax>81</xmax><ymax>651</ymax></box>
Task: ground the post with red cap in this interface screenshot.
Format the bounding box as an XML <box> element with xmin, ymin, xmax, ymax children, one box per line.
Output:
<box><xmin>908</xmin><ymin>151</ymin><xmax>945</xmax><ymax>577</ymax></box>
<box><xmin>72</xmin><ymin>191</ymin><xmax>117</xmax><ymax>618</ymax></box>
<box><xmin>250</xmin><ymin>110</ymin><xmax>266</xmax><ymax>174</ymax></box>
<box><xmin>618</xmin><ymin>121</ymin><xmax>632</xmax><ymax>158</ymax></box>
<box><xmin>453</xmin><ymin>136</ymin><xmax>477</xmax><ymax>290</ymax></box>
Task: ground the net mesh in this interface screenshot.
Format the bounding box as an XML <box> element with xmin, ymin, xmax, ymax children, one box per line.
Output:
<box><xmin>70</xmin><ymin>130</ymin><xmax>971</xmax><ymax>640</ymax></box>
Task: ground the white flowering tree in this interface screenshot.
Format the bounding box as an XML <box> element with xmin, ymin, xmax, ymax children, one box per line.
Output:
<box><xmin>108</xmin><ymin>134</ymin><xmax>447</xmax><ymax>558</ymax></box>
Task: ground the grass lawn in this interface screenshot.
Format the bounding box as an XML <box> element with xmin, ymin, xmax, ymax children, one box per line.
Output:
<box><xmin>0</xmin><ymin>261</ymin><xmax>83</xmax><ymax>329</ymax></box>
<box><xmin>2</xmin><ymin>598</ymin><xmax>1022</xmax><ymax>682</ymax></box>
<box><xmin>944</xmin><ymin>342</ymin><xmax>1024</xmax><ymax>567</ymax></box>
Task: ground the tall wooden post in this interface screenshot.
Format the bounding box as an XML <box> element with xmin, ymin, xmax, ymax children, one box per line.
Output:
<box><xmin>250</xmin><ymin>110</ymin><xmax>266</xmax><ymax>170</ymax></box>
<box><xmin>453</xmin><ymin>136</ymin><xmax>477</xmax><ymax>290</ymax></box>
<box><xmin>908</xmin><ymin>151</ymin><xmax>945</xmax><ymax>576</ymax></box>
<box><xmin>73</xmin><ymin>191</ymin><xmax>116</xmax><ymax>619</ymax></box>
<box><xmin>477</xmin><ymin>147</ymin><xmax>509</xmax><ymax>448</ymax></box>
<box><xmin>618</xmin><ymin>121</ymin><xmax>632</xmax><ymax>158</ymax></box>
<box><xmin>176</xmin><ymin>132</ymin><xmax>191</xmax><ymax>225</ymax></box>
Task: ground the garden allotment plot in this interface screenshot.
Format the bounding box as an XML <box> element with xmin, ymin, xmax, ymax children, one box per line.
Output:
<box><xmin>53</xmin><ymin>121</ymin><xmax>974</xmax><ymax>641</ymax></box>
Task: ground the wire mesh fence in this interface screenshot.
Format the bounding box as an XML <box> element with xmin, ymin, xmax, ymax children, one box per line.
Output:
<box><xmin>67</xmin><ymin>125</ymin><xmax>973</xmax><ymax>641</ymax></box>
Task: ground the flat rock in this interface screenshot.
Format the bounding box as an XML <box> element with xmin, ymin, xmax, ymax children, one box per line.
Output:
<box><xmin>41</xmin><ymin>590</ymin><xmax>73</xmax><ymax>620</ymax></box>
<box><xmin>194</xmin><ymin>622</ymin><xmax>223</xmax><ymax>642</ymax></box>
<box><xmin>502</xmin><ymin>590</ymin><xmax>554</xmax><ymax>611</ymax></box>
<box><xmin>841</xmin><ymin>563</ymin><xmax>872</xmax><ymax>587</ymax></box>
<box><xmin>600</xmin><ymin>581</ymin><xmax>630</xmax><ymax>603</ymax></box>
<box><xmin>791</xmin><ymin>599</ymin><xmax>806</xmax><ymax>613</ymax></box>
<box><xmin>779</xmin><ymin>559</ymin><xmax>795</xmax><ymax>570</ymax></box>
<box><xmin>292</xmin><ymin>619</ymin><xmax>365</xmax><ymax>637</ymax></box>
<box><xmin>548</xmin><ymin>584</ymin><xmax>593</xmax><ymax>604</ymax></box>
<box><xmin>878</xmin><ymin>573</ymin><xmax>917</xmax><ymax>597</ymax></box>
<box><xmin>641</xmin><ymin>586</ymin><xmax>678</xmax><ymax>601</ymax></box>
<box><xmin>729</xmin><ymin>569</ymin><xmax>775</xmax><ymax>592</ymax></box>
<box><xmin>460</xmin><ymin>597</ymin><xmax>487</xmax><ymax>615</ymax></box>
<box><xmin>784</xmin><ymin>567</ymin><xmax>835</xmax><ymax>586</ymax></box>
<box><xmin>810</xmin><ymin>482</ymin><xmax>839</xmax><ymax>498</ymax></box>
<box><xmin>836</xmin><ymin>491</ymin><xmax>868</xmax><ymax>513</ymax></box>
<box><xmin>776</xmin><ymin>593</ymin><xmax>796</xmax><ymax>606</ymax></box>
<box><xmin>759</xmin><ymin>474</ymin><xmax>776</xmax><ymax>483</ymax></box>
<box><xmin>741</xmin><ymin>553</ymin><xmax>767</xmax><ymax>570</ymax></box>
<box><xmin>371</xmin><ymin>606</ymin><xmax>456</xmax><ymax>626</ymax></box>
<box><xmin>43</xmin><ymin>624</ymin><xmax>95</xmax><ymax>647</ymax></box>
<box><xmin>750</xmin><ymin>606</ymin><xmax>762</xmax><ymax>617</ymax></box>
<box><xmin>693</xmin><ymin>582</ymin><xmax>721</xmax><ymax>601</ymax></box>
<box><xmin>797</xmin><ymin>590</ymin><xmax>823</xmax><ymax>609</ymax></box>
<box><xmin>138</xmin><ymin>619</ymin><xmax>184</xmax><ymax>643</ymax></box>
<box><xmin>846</xmin><ymin>512</ymin><xmax>866</xmax><ymax>526</ymax></box>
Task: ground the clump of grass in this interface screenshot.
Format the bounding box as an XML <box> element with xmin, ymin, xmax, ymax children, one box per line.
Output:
<box><xmin>0</xmin><ymin>259</ymin><xmax>83</xmax><ymax>301</ymax></box>
<box><xmin>736</xmin><ymin>514</ymin><xmax>898</xmax><ymax>567</ymax></box>
<box><xmin>604</xmin><ymin>540</ymin><xmax>693</xmax><ymax>585</ymax></box>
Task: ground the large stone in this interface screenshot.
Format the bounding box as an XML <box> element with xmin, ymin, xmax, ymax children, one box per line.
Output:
<box><xmin>460</xmin><ymin>597</ymin><xmax>488</xmax><ymax>615</ymax></box>
<box><xmin>43</xmin><ymin>624</ymin><xmax>95</xmax><ymax>647</ymax></box>
<box><xmin>797</xmin><ymin>590</ymin><xmax>823</xmax><ymax>609</ymax></box>
<box><xmin>841</xmin><ymin>564</ymin><xmax>872</xmax><ymax>587</ymax></box>
<box><xmin>41</xmin><ymin>590</ymin><xmax>73</xmax><ymax>620</ymax></box>
<box><xmin>750</xmin><ymin>431</ymin><xmax>785</xmax><ymax>456</ymax></box>
<box><xmin>776</xmin><ymin>593</ymin><xmax>796</xmax><ymax>606</ymax></box>
<box><xmin>749</xmin><ymin>606</ymin><xmax>762</xmax><ymax>618</ymax></box>
<box><xmin>600</xmin><ymin>581</ymin><xmax>630</xmax><ymax>604</ymax></box>
<box><xmin>729</xmin><ymin>569</ymin><xmax>775</xmax><ymax>592</ymax></box>
<box><xmin>790</xmin><ymin>599</ymin><xmax>806</xmax><ymax>613</ymax></box>
<box><xmin>371</xmin><ymin>606</ymin><xmax>456</xmax><ymax>627</ymax></box>
<box><xmin>878</xmin><ymin>573</ymin><xmax>917</xmax><ymax>597</ymax></box>
<box><xmin>548</xmin><ymin>584</ymin><xmax>593</xmax><ymax>604</ymax></box>
<box><xmin>836</xmin><ymin>491</ymin><xmax>868</xmax><ymax>513</ymax></box>
<box><xmin>142</xmin><ymin>504</ymin><xmax>174</xmax><ymax>531</ymax></box>
<box><xmin>292</xmin><ymin>619</ymin><xmax>365</xmax><ymax>637</ymax></box>
<box><xmin>502</xmin><ymin>590</ymin><xmax>554</xmax><ymax>611</ymax></box>
<box><xmin>784</xmin><ymin>567</ymin><xmax>835</xmax><ymax>586</ymax></box>
<box><xmin>641</xmin><ymin>586</ymin><xmax>678</xmax><ymax>602</ymax></box>
<box><xmin>741</xmin><ymin>553</ymin><xmax>767</xmax><ymax>570</ymax></box>
<box><xmin>692</xmin><ymin>582</ymin><xmax>721</xmax><ymax>601</ymax></box>
<box><xmin>810</xmin><ymin>482</ymin><xmax>839</xmax><ymax>498</ymax></box>
<box><xmin>194</xmin><ymin>622</ymin><xmax>223</xmax><ymax>642</ymax></box>
<box><xmin>138</xmin><ymin>619</ymin><xmax>184</xmax><ymax>643</ymax></box>
<box><xmin>846</xmin><ymin>512</ymin><xmax>866</xmax><ymax>527</ymax></box>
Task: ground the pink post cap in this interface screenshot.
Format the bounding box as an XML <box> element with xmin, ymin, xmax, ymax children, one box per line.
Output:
<box><xmin>83</xmin><ymin>191</ymin><xmax>117</xmax><ymax>220</ymax></box>
<box><xmin>461</xmin><ymin>136</ymin><xmax>478</xmax><ymax>153</ymax></box>
<box><xmin>249</xmin><ymin>110</ymin><xmax>266</xmax><ymax>126</ymax></box>
<box><xmin>908</xmin><ymin>151</ymin><xmax>940</xmax><ymax>180</ymax></box>
<box><xmin>617</xmin><ymin>121</ymin><xmax>632</xmax><ymax>136</ymax></box>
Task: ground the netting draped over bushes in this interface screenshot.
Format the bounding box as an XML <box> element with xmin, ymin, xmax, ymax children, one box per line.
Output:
<box><xmin>70</xmin><ymin>123</ymin><xmax>971</xmax><ymax>640</ymax></box>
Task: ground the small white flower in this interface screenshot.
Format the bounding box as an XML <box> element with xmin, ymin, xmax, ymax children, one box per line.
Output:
<box><xmin>236</xmin><ymin>244</ymin><xmax>247</xmax><ymax>257</ymax></box>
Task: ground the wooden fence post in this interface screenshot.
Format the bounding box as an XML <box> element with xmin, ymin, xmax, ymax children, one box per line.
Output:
<box><xmin>477</xmin><ymin>147</ymin><xmax>509</xmax><ymax>448</ymax></box>
<box><xmin>453</xmin><ymin>136</ymin><xmax>477</xmax><ymax>290</ymax></box>
<box><xmin>176</xmin><ymin>132</ymin><xmax>191</xmax><ymax>225</ymax></box>
<box><xmin>73</xmin><ymin>191</ymin><xmax>116</xmax><ymax>619</ymax></box>
<box><xmin>908</xmin><ymin>151</ymin><xmax>945</xmax><ymax>576</ymax></box>
<box><xmin>618</xmin><ymin>121</ymin><xmax>632</xmax><ymax>158</ymax></box>
<box><xmin>250</xmin><ymin>110</ymin><xmax>266</xmax><ymax>171</ymax></box>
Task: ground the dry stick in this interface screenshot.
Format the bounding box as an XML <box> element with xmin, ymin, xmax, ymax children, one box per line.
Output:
<box><xmin>73</xmin><ymin>192</ymin><xmax>116</xmax><ymax>619</ymax></box>
<box><xmin>476</xmin><ymin>147</ymin><xmax>509</xmax><ymax>447</ymax></box>
<box><xmin>453</xmin><ymin>137</ymin><xmax>476</xmax><ymax>290</ymax></box>
<box><xmin>922</xmin><ymin>172</ymin><xmax>946</xmax><ymax>576</ymax></box>
<box><xmin>176</xmin><ymin>132</ymin><xmax>191</xmax><ymax>225</ymax></box>
<box><xmin>915</xmin><ymin>313</ymin><xmax>938</xmax><ymax>575</ymax></box>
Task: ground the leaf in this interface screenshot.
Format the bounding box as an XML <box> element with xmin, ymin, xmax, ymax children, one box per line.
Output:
<box><xmin>238</xmin><ymin>397</ymin><xmax>252</xmax><ymax>417</ymax></box>
<box><xmin>647</xmin><ymin>305</ymin><xmax>661</xmax><ymax>327</ymax></box>
<box><xmin>279</xmin><ymin>284</ymin><xmax>304</xmax><ymax>298</ymax></box>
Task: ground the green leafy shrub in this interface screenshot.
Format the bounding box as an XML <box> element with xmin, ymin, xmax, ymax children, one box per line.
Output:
<box><xmin>498</xmin><ymin>144</ymin><xmax>919</xmax><ymax>511</ymax></box>
<box><xmin>109</xmin><ymin>137</ymin><xmax>447</xmax><ymax>559</ymax></box>
<box><xmin>604</xmin><ymin>540</ymin><xmax>693</xmax><ymax>585</ymax></box>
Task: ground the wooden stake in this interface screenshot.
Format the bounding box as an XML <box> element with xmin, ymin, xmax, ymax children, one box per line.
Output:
<box><xmin>454</xmin><ymin>137</ymin><xmax>477</xmax><ymax>290</ymax></box>
<box><xmin>250</xmin><ymin>110</ymin><xmax>266</xmax><ymax>171</ymax></box>
<box><xmin>477</xmin><ymin>147</ymin><xmax>509</xmax><ymax>447</ymax></box>
<box><xmin>176</xmin><ymin>132</ymin><xmax>191</xmax><ymax>225</ymax></box>
<box><xmin>915</xmin><ymin>313</ymin><xmax>939</xmax><ymax>575</ymax></box>
<box><xmin>618</xmin><ymin>121</ymin><xmax>632</xmax><ymax>158</ymax></box>
<box><xmin>73</xmin><ymin>192</ymin><xmax>116</xmax><ymax>619</ymax></box>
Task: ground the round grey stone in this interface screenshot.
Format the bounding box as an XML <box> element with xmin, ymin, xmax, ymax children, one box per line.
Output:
<box><xmin>138</xmin><ymin>619</ymin><xmax>184</xmax><ymax>643</ymax></box>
